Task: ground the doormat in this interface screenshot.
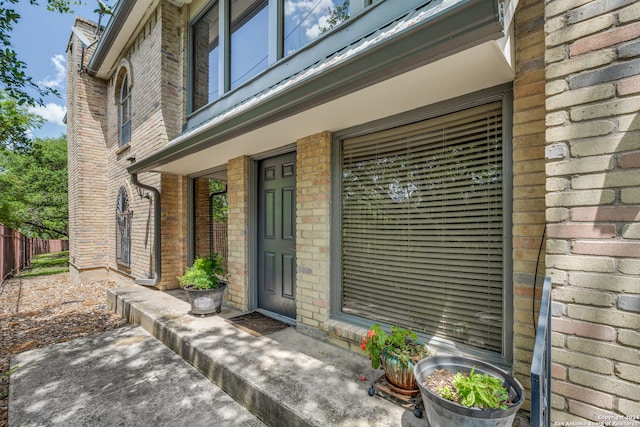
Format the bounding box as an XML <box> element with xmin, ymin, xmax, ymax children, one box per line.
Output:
<box><xmin>226</xmin><ymin>311</ymin><xmax>290</xmax><ymax>337</ymax></box>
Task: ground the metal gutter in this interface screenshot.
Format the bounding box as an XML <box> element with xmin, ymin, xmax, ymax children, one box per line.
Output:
<box><xmin>130</xmin><ymin>173</ymin><xmax>162</xmax><ymax>286</ymax></box>
<box><xmin>129</xmin><ymin>0</ymin><xmax>503</xmax><ymax>174</ymax></box>
<box><xmin>86</xmin><ymin>0</ymin><xmax>137</xmax><ymax>76</ymax></box>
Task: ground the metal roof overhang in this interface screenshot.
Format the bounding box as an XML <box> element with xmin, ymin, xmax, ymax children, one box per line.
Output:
<box><xmin>129</xmin><ymin>0</ymin><xmax>512</xmax><ymax>177</ymax></box>
<box><xmin>87</xmin><ymin>0</ymin><xmax>158</xmax><ymax>78</ymax></box>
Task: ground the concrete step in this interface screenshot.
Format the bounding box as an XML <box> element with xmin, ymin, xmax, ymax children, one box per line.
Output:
<box><xmin>107</xmin><ymin>286</ymin><xmax>428</xmax><ymax>427</ymax></box>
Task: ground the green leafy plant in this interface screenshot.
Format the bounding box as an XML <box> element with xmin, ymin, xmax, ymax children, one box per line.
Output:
<box><xmin>177</xmin><ymin>254</ymin><xmax>227</xmax><ymax>290</ymax></box>
<box><xmin>441</xmin><ymin>367</ymin><xmax>509</xmax><ymax>409</ymax></box>
<box><xmin>361</xmin><ymin>324</ymin><xmax>430</xmax><ymax>369</ymax></box>
<box><xmin>1</xmin><ymin>366</ymin><xmax>19</xmax><ymax>398</ymax></box>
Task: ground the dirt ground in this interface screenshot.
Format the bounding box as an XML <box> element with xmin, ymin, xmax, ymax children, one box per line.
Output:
<box><xmin>0</xmin><ymin>273</ymin><xmax>127</xmax><ymax>427</ymax></box>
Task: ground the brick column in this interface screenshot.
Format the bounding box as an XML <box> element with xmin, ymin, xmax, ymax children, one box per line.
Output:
<box><xmin>66</xmin><ymin>19</ymin><xmax>109</xmax><ymax>284</ymax></box>
<box><xmin>159</xmin><ymin>174</ymin><xmax>187</xmax><ymax>290</ymax></box>
<box><xmin>511</xmin><ymin>0</ymin><xmax>547</xmax><ymax>415</ymax></box>
<box><xmin>545</xmin><ymin>0</ymin><xmax>640</xmax><ymax>421</ymax></box>
<box><xmin>227</xmin><ymin>156</ymin><xmax>250</xmax><ymax>311</ymax></box>
<box><xmin>296</xmin><ymin>132</ymin><xmax>331</xmax><ymax>332</ymax></box>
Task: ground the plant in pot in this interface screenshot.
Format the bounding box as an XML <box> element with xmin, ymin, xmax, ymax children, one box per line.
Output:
<box><xmin>414</xmin><ymin>355</ymin><xmax>525</xmax><ymax>427</ymax></box>
<box><xmin>361</xmin><ymin>324</ymin><xmax>431</xmax><ymax>395</ymax></box>
<box><xmin>177</xmin><ymin>253</ymin><xmax>227</xmax><ymax>315</ymax></box>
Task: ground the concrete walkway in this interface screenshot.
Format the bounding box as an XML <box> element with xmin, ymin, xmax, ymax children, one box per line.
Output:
<box><xmin>10</xmin><ymin>285</ymin><xmax>429</xmax><ymax>426</ymax></box>
<box><xmin>9</xmin><ymin>325</ymin><xmax>266</xmax><ymax>426</ymax></box>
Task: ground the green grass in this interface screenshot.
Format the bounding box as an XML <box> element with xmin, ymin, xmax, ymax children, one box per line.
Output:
<box><xmin>16</xmin><ymin>251</ymin><xmax>69</xmax><ymax>278</ymax></box>
<box><xmin>34</xmin><ymin>250</ymin><xmax>69</xmax><ymax>259</ymax></box>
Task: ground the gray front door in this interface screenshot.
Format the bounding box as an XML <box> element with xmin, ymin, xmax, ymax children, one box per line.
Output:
<box><xmin>258</xmin><ymin>152</ymin><xmax>296</xmax><ymax>319</ymax></box>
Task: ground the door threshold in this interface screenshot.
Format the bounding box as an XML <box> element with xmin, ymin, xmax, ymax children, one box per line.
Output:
<box><xmin>256</xmin><ymin>308</ymin><xmax>297</xmax><ymax>327</ymax></box>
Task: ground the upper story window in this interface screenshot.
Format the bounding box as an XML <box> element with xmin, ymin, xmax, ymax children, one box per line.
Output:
<box><xmin>190</xmin><ymin>0</ymin><xmax>352</xmax><ymax>112</ymax></box>
<box><xmin>230</xmin><ymin>0</ymin><xmax>268</xmax><ymax>89</ymax></box>
<box><xmin>192</xmin><ymin>2</ymin><xmax>220</xmax><ymax>111</ymax></box>
<box><xmin>284</xmin><ymin>0</ymin><xmax>349</xmax><ymax>57</ymax></box>
<box><xmin>119</xmin><ymin>73</ymin><xmax>132</xmax><ymax>146</ymax></box>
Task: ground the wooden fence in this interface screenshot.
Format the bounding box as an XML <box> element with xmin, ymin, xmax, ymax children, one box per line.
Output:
<box><xmin>0</xmin><ymin>223</ymin><xmax>69</xmax><ymax>283</ymax></box>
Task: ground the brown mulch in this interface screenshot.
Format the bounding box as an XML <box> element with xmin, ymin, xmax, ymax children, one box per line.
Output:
<box><xmin>423</xmin><ymin>368</ymin><xmax>460</xmax><ymax>402</ymax></box>
<box><xmin>0</xmin><ymin>273</ymin><xmax>128</xmax><ymax>427</ymax></box>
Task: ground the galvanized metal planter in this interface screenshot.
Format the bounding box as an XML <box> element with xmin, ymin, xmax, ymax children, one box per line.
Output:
<box><xmin>184</xmin><ymin>282</ymin><xmax>227</xmax><ymax>315</ymax></box>
<box><xmin>414</xmin><ymin>355</ymin><xmax>525</xmax><ymax>427</ymax></box>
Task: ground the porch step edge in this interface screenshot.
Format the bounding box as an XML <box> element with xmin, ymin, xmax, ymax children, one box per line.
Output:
<box><xmin>107</xmin><ymin>286</ymin><xmax>425</xmax><ymax>427</ymax></box>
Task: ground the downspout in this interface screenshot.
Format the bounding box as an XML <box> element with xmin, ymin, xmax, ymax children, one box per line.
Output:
<box><xmin>130</xmin><ymin>173</ymin><xmax>161</xmax><ymax>286</ymax></box>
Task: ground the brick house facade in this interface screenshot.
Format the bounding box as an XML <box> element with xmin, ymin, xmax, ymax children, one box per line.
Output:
<box><xmin>66</xmin><ymin>0</ymin><xmax>640</xmax><ymax>423</ymax></box>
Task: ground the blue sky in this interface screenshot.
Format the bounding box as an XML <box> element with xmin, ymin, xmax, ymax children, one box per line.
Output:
<box><xmin>13</xmin><ymin>1</ymin><xmax>110</xmax><ymax>139</ymax></box>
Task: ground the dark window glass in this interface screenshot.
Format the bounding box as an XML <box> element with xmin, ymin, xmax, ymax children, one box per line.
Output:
<box><xmin>119</xmin><ymin>74</ymin><xmax>131</xmax><ymax>146</ymax></box>
<box><xmin>192</xmin><ymin>2</ymin><xmax>220</xmax><ymax>111</ymax></box>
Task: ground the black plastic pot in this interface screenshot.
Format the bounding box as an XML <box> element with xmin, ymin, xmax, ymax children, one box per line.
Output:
<box><xmin>183</xmin><ymin>282</ymin><xmax>227</xmax><ymax>315</ymax></box>
<box><xmin>414</xmin><ymin>355</ymin><xmax>524</xmax><ymax>427</ymax></box>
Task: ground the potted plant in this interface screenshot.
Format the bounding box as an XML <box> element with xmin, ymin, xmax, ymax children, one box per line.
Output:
<box><xmin>361</xmin><ymin>324</ymin><xmax>431</xmax><ymax>393</ymax></box>
<box><xmin>177</xmin><ymin>253</ymin><xmax>227</xmax><ymax>315</ymax></box>
<box><xmin>414</xmin><ymin>355</ymin><xmax>525</xmax><ymax>427</ymax></box>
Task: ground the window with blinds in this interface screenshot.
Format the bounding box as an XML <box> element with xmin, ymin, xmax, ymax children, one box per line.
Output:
<box><xmin>341</xmin><ymin>101</ymin><xmax>504</xmax><ymax>354</ymax></box>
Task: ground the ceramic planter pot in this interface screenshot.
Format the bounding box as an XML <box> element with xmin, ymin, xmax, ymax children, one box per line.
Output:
<box><xmin>414</xmin><ymin>355</ymin><xmax>525</xmax><ymax>427</ymax></box>
<box><xmin>183</xmin><ymin>282</ymin><xmax>227</xmax><ymax>315</ymax></box>
<box><xmin>380</xmin><ymin>341</ymin><xmax>430</xmax><ymax>394</ymax></box>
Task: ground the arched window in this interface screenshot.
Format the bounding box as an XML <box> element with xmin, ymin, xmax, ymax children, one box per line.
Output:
<box><xmin>116</xmin><ymin>187</ymin><xmax>132</xmax><ymax>267</ymax></box>
<box><xmin>119</xmin><ymin>73</ymin><xmax>131</xmax><ymax>146</ymax></box>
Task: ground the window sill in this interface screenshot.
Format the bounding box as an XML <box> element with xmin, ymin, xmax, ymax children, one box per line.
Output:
<box><xmin>326</xmin><ymin>319</ymin><xmax>368</xmax><ymax>345</ymax></box>
<box><xmin>116</xmin><ymin>143</ymin><xmax>131</xmax><ymax>156</ymax></box>
<box><xmin>116</xmin><ymin>263</ymin><xmax>131</xmax><ymax>274</ymax></box>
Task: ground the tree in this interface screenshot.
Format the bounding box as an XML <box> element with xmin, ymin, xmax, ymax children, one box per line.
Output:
<box><xmin>319</xmin><ymin>1</ymin><xmax>350</xmax><ymax>34</ymax></box>
<box><xmin>0</xmin><ymin>136</ymin><xmax>68</xmax><ymax>238</ymax></box>
<box><xmin>0</xmin><ymin>90</ymin><xmax>44</xmax><ymax>152</ymax></box>
<box><xmin>0</xmin><ymin>1</ymin><xmax>79</xmax><ymax>149</ymax></box>
<box><xmin>209</xmin><ymin>179</ymin><xmax>228</xmax><ymax>223</ymax></box>
<box><xmin>0</xmin><ymin>0</ymin><xmax>78</xmax><ymax>107</ymax></box>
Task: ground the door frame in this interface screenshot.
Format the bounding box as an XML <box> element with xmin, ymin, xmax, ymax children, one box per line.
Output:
<box><xmin>248</xmin><ymin>145</ymin><xmax>297</xmax><ymax>325</ymax></box>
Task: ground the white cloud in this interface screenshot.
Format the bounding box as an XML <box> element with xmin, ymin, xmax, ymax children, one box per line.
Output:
<box><xmin>38</xmin><ymin>54</ymin><xmax>66</xmax><ymax>89</ymax></box>
<box><xmin>29</xmin><ymin>103</ymin><xmax>67</xmax><ymax>127</ymax></box>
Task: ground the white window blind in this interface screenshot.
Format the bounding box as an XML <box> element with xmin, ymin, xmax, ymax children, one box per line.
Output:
<box><xmin>341</xmin><ymin>101</ymin><xmax>504</xmax><ymax>353</ymax></box>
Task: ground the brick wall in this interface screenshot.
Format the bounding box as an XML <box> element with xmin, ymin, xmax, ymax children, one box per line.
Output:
<box><xmin>545</xmin><ymin>0</ymin><xmax>640</xmax><ymax>421</ymax></box>
<box><xmin>68</xmin><ymin>2</ymin><xmax>188</xmax><ymax>289</ymax></box>
<box><xmin>67</xmin><ymin>19</ymin><xmax>109</xmax><ymax>283</ymax></box>
<box><xmin>296</xmin><ymin>132</ymin><xmax>332</xmax><ymax>333</ymax></box>
<box><xmin>511</xmin><ymin>0</ymin><xmax>547</xmax><ymax>416</ymax></box>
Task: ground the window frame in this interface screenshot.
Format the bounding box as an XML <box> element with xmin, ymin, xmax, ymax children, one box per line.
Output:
<box><xmin>191</xmin><ymin>0</ymin><xmax>221</xmax><ymax>111</ymax></box>
<box><xmin>330</xmin><ymin>85</ymin><xmax>514</xmax><ymax>365</ymax></box>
